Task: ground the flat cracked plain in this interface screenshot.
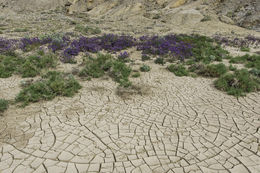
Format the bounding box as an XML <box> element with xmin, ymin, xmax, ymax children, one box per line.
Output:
<box><xmin>0</xmin><ymin>65</ymin><xmax>260</xmax><ymax>173</ymax></box>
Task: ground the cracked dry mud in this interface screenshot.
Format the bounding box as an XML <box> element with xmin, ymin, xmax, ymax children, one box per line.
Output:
<box><xmin>0</xmin><ymin>63</ymin><xmax>260</xmax><ymax>173</ymax></box>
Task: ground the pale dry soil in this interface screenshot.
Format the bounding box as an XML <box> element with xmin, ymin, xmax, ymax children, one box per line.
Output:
<box><xmin>1</xmin><ymin>1</ymin><xmax>260</xmax><ymax>172</ymax></box>
<box><xmin>0</xmin><ymin>60</ymin><xmax>260</xmax><ymax>173</ymax></box>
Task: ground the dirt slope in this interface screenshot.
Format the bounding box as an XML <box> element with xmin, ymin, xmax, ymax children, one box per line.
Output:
<box><xmin>0</xmin><ymin>0</ymin><xmax>259</xmax><ymax>33</ymax></box>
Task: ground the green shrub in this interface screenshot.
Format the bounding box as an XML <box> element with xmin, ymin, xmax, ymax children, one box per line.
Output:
<box><xmin>229</xmin><ymin>64</ymin><xmax>237</xmax><ymax>71</ymax></box>
<box><xmin>0</xmin><ymin>53</ymin><xmax>57</xmax><ymax>78</ymax></box>
<box><xmin>16</xmin><ymin>71</ymin><xmax>82</xmax><ymax>106</ymax></box>
<box><xmin>240</xmin><ymin>47</ymin><xmax>250</xmax><ymax>52</ymax></box>
<box><xmin>177</xmin><ymin>35</ymin><xmax>229</xmax><ymax>63</ymax></box>
<box><xmin>40</xmin><ymin>33</ymin><xmax>64</xmax><ymax>43</ymax></box>
<box><xmin>190</xmin><ymin>63</ymin><xmax>228</xmax><ymax>77</ymax></box>
<box><xmin>154</xmin><ymin>57</ymin><xmax>165</xmax><ymax>65</ymax></box>
<box><xmin>140</xmin><ymin>64</ymin><xmax>151</xmax><ymax>72</ymax></box>
<box><xmin>229</xmin><ymin>54</ymin><xmax>248</xmax><ymax>64</ymax></box>
<box><xmin>141</xmin><ymin>54</ymin><xmax>151</xmax><ymax>61</ymax></box>
<box><xmin>0</xmin><ymin>54</ymin><xmax>25</xmax><ymax>78</ymax></box>
<box><xmin>110</xmin><ymin>61</ymin><xmax>132</xmax><ymax>87</ymax></box>
<box><xmin>20</xmin><ymin>53</ymin><xmax>57</xmax><ymax>78</ymax></box>
<box><xmin>250</xmin><ymin>68</ymin><xmax>260</xmax><ymax>77</ymax></box>
<box><xmin>214</xmin><ymin>69</ymin><xmax>259</xmax><ymax>96</ymax></box>
<box><xmin>80</xmin><ymin>53</ymin><xmax>132</xmax><ymax>87</ymax></box>
<box><xmin>0</xmin><ymin>99</ymin><xmax>8</xmax><ymax>113</ymax></box>
<box><xmin>132</xmin><ymin>72</ymin><xmax>141</xmax><ymax>78</ymax></box>
<box><xmin>13</xmin><ymin>28</ymin><xmax>28</xmax><ymax>32</ymax></box>
<box><xmin>20</xmin><ymin>61</ymin><xmax>38</xmax><ymax>78</ymax></box>
<box><xmin>168</xmin><ymin>64</ymin><xmax>189</xmax><ymax>76</ymax></box>
<box><xmin>79</xmin><ymin>53</ymin><xmax>113</xmax><ymax>78</ymax></box>
<box><xmin>245</xmin><ymin>56</ymin><xmax>260</xmax><ymax>70</ymax></box>
<box><xmin>185</xmin><ymin>59</ymin><xmax>195</xmax><ymax>65</ymax></box>
<box><xmin>75</xmin><ymin>25</ymin><xmax>101</xmax><ymax>35</ymax></box>
<box><xmin>85</xmin><ymin>26</ymin><xmax>101</xmax><ymax>35</ymax></box>
<box><xmin>229</xmin><ymin>54</ymin><xmax>260</xmax><ymax>70</ymax></box>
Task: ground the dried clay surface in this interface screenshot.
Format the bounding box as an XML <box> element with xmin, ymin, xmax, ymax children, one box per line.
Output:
<box><xmin>0</xmin><ymin>63</ymin><xmax>260</xmax><ymax>173</ymax></box>
<box><xmin>0</xmin><ymin>0</ymin><xmax>260</xmax><ymax>173</ymax></box>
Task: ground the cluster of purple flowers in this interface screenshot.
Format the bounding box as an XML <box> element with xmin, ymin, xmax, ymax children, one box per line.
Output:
<box><xmin>118</xmin><ymin>51</ymin><xmax>130</xmax><ymax>61</ymax></box>
<box><xmin>61</xmin><ymin>48</ymin><xmax>79</xmax><ymax>63</ymax></box>
<box><xmin>137</xmin><ymin>35</ymin><xmax>193</xmax><ymax>61</ymax></box>
<box><xmin>0</xmin><ymin>38</ymin><xmax>18</xmax><ymax>53</ymax></box>
<box><xmin>2</xmin><ymin>34</ymin><xmax>195</xmax><ymax>63</ymax></box>
<box><xmin>214</xmin><ymin>35</ymin><xmax>260</xmax><ymax>48</ymax></box>
<box><xmin>68</xmin><ymin>34</ymin><xmax>135</xmax><ymax>53</ymax></box>
<box><xmin>20</xmin><ymin>35</ymin><xmax>71</xmax><ymax>52</ymax></box>
<box><xmin>48</xmin><ymin>36</ymin><xmax>70</xmax><ymax>52</ymax></box>
<box><xmin>99</xmin><ymin>34</ymin><xmax>136</xmax><ymax>52</ymax></box>
<box><xmin>62</xmin><ymin>34</ymin><xmax>136</xmax><ymax>62</ymax></box>
<box><xmin>20</xmin><ymin>37</ymin><xmax>52</xmax><ymax>51</ymax></box>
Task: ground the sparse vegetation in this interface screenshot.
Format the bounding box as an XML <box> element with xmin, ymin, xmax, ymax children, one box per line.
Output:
<box><xmin>214</xmin><ymin>69</ymin><xmax>259</xmax><ymax>96</ymax></box>
<box><xmin>132</xmin><ymin>72</ymin><xmax>141</xmax><ymax>78</ymax></box>
<box><xmin>75</xmin><ymin>25</ymin><xmax>101</xmax><ymax>35</ymax></box>
<box><xmin>110</xmin><ymin>60</ymin><xmax>132</xmax><ymax>87</ymax></box>
<box><xmin>229</xmin><ymin>54</ymin><xmax>260</xmax><ymax>70</ymax></box>
<box><xmin>140</xmin><ymin>64</ymin><xmax>151</xmax><ymax>72</ymax></box>
<box><xmin>80</xmin><ymin>53</ymin><xmax>132</xmax><ymax>87</ymax></box>
<box><xmin>1</xmin><ymin>33</ymin><xmax>259</xmax><ymax>97</ymax></box>
<box><xmin>229</xmin><ymin>64</ymin><xmax>237</xmax><ymax>71</ymax></box>
<box><xmin>20</xmin><ymin>53</ymin><xmax>57</xmax><ymax>77</ymax></box>
<box><xmin>0</xmin><ymin>99</ymin><xmax>8</xmax><ymax>114</ymax></box>
<box><xmin>154</xmin><ymin>57</ymin><xmax>165</xmax><ymax>65</ymax></box>
<box><xmin>168</xmin><ymin>64</ymin><xmax>189</xmax><ymax>76</ymax></box>
<box><xmin>16</xmin><ymin>71</ymin><xmax>82</xmax><ymax>107</ymax></box>
<box><xmin>250</xmin><ymin>68</ymin><xmax>260</xmax><ymax>77</ymax></box>
<box><xmin>14</xmin><ymin>28</ymin><xmax>28</xmax><ymax>32</ymax></box>
<box><xmin>0</xmin><ymin>52</ymin><xmax>57</xmax><ymax>78</ymax></box>
<box><xmin>118</xmin><ymin>51</ymin><xmax>130</xmax><ymax>62</ymax></box>
<box><xmin>189</xmin><ymin>63</ymin><xmax>228</xmax><ymax>77</ymax></box>
<box><xmin>79</xmin><ymin>53</ymin><xmax>113</xmax><ymax>78</ymax></box>
<box><xmin>141</xmin><ymin>54</ymin><xmax>151</xmax><ymax>61</ymax></box>
<box><xmin>185</xmin><ymin>59</ymin><xmax>195</xmax><ymax>65</ymax></box>
<box><xmin>201</xmin><ymin>15</ymin><xmax>211</xmax><ymax>22</ymax></box>
<box><xmin>240</xmin><ymin>47</ymin><xmax>250</xmax><ymax>52</ymax></box>
<box><xmin>0</xmin><ymin>53</ymin><xmax>24</xmax><ymax>78</ymax></box>
<box><xmin>178</xmin><ymin>35</ymin><xmax>229</xmax><ymax>63</ymax></box>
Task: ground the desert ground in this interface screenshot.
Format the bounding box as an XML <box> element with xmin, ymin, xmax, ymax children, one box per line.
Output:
<box><xmin>0</xmin><ymin>0</ymin><xmax>260</xmax><ymax>173</ymax></box>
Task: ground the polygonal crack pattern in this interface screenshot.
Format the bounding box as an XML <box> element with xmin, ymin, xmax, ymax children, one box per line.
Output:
<box><xmin>0</xmin><ymin>67</ymin><xmax>260</xmax><ymax>173</ymax></box>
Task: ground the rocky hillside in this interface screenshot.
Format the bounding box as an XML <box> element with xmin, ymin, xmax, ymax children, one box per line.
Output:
<box><xmin>0</xmin><ymin>0</ymin><xmax>259</xmax><ymax>31</ymax></box>
<box><xmin>0</xmin><ymin>0</ymin><xmax>259</xmax><ymax>35</ymax></box>
<box><xmin>213</xmin><ymin>0</ymin><xmax>260</xmax><ymax>31</ymax></box>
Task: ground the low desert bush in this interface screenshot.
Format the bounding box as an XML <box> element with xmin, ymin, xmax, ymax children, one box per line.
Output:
<box><xmin>80</xmin><ymin>53</ymin><xmax>132</xmax><ymax>87</ymax></box>
<box><xmin>178</xmin><ymin>35</ymin><xmax>229</xmax><ymax>63</ymax></box>
<box><xmin>16</xmin><ymin>71</ymin><xmax>82</xmax><ymax>106</ymax></box>
<box><xmin>0</xmin><ymin>52</ymin><xmax>57</xmax><ymax>78</ymax></box>
<box><xmin>141</xmin><ymin>54</ymin><xmax>151</xmax><ymax>61</ymax></box>
<box><xmin>0</xmin><ymin>99</ymin><xmax>8</xmax><ymax>113</ymax></box>
<box><xmin>75</xmin><ymin>25</ymin><xmax>101</xmax><ymax>35</ymax></box>
<box><xmin>229</xmin><ymin>54</ymin><xmax>260</xmax><ymax>70</ymax></box>
<box><xmin>168</xmin><ymin>64</ymin><xmax>189</xmax><ymax>76</ymax></box>
<box><xmin>189</xmin><ymin>63</ymin><xmax>227</xmax><ymax>77</ymax></box>
<box><xmin>154</xmin><ymin>57</ymin><xmax>165</xmax><ymax>65</ymax></box>
<box><xmin>132</xmin><ymin>72</ymin><xmax>141</xmax><ymax>78</ymax></box>
<box><xmin>214</xmin><ymin>69</ymin><xmax>259</xmax><ymax>96</ymax></box>
<box><xmin>140</xmin><ymin>64</ymin><xmax>151</xmax><ymax>72</ymax></box>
